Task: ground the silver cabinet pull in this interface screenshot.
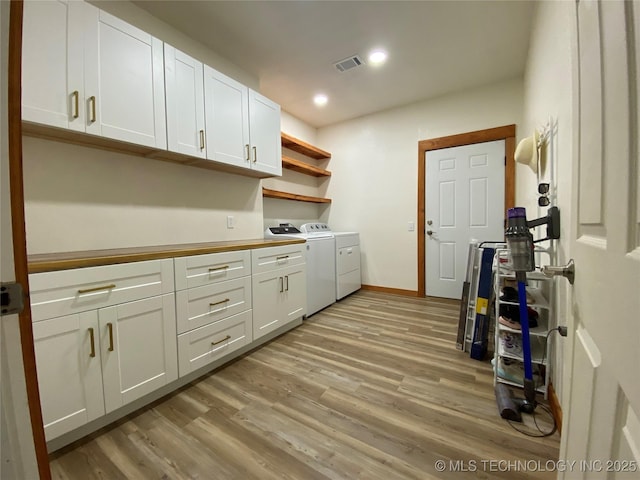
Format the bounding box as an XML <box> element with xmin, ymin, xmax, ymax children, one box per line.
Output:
<box><xmin>252</xmin><ymin>146</ymin><xmax>257</xmax><ymax>163</ymax></box>
<box><xmin>199</xmin><ymin>130</ymin><xmax>205</xmax><ymax>150</ymax></box>
<box><xmin>285</xmin><ymin>275</ymin><xmax>289</xmax><ymax>291</ymax></box>
<box><xmin>245</xmin><ymin>144</ymin><xmax>250</xmax><ymax>162</ymax></box>
<box><xmin>279</xmin><ymin>276</ymin><xmax>284</xmax><ymax>293</ymax></box>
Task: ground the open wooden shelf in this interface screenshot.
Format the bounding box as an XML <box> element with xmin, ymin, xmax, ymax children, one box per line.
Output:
<box><xmin>281</xmin><ymin>132</ymin><xmax>331</xmax><ymax>160</ymax></box>
<box><xmin>262</xmin><ymin>188</ymin><xmax>331</xmax><ymax>204</ymax></box>
<box><xmin>282</xmin><ymin>156</ymin><xmax>331</xmax><ymax>177</ymax></box>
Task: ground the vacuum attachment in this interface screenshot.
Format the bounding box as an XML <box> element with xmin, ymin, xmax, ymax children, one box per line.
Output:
<box><xmin>495</xmin><ymin>383</ymin><xmax>522</xmax><ymax>422</ymax></box>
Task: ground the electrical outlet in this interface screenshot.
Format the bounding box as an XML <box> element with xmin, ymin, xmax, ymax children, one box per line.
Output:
<box><xmin>227</xmin><ymin>215</ymin><xmax>235</xmax><ymax>229</ymax></box>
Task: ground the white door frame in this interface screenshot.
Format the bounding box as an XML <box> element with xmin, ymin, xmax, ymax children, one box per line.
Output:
<box><xmin>417</xmin><ymin>125</ymin><xmax>516</xmax><ymax>297</ymax></box>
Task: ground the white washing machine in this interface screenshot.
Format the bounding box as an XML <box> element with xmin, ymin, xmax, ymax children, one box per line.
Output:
<box><xmin>265</xmin><ymin>223</ymin><xmax>336</xmax><ymax>316</ymax></box>
<box><xmin>333</xmin><ymin>232</ymin><xmax>361</xmax><ymax>300</ymax></box>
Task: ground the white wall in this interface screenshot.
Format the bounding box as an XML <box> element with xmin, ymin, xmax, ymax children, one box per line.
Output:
<box><xmin>520</xmin><ymin>1</ymin><xmax>574</xmax><ymax>405</ymax></box>
<box><xmin>317</xmin><ymin>78</ymin><xmax>524</xmax><ymax>291</ymax></box>
<box><xmin>23</xmin><ymin>138</ymin><xmax>264</xmax><ymax>253</ymax></box>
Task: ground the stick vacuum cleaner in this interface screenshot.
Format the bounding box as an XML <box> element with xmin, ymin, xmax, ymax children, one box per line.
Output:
<box><xmin>495</xmin><ymin>206</ymin><xmax>560</xmax><ymax>422</ymax></box>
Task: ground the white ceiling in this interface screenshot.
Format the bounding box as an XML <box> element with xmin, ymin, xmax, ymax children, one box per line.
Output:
<box><xmin>132</xmin><ymin>0</ymin><xmax>535</xmax><ymax>128</ymax></box>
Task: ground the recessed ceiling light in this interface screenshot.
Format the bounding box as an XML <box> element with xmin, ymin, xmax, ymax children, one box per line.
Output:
<box><xmin>313</xmin><ymin>94</ymin><xmax>328</xmax><ymax>107</ymax></box>
<box><xmin>368</xmin><ymin>49</ymin><xmax>388</xmax><ymax>66</ymax></box>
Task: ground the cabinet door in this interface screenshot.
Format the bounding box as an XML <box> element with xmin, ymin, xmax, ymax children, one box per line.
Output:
<box><xmin>100</xmin><ymin>294</ymin><xmax>177</xmax><ymax>413</ymax></box>
<box><xmin>165</xmin><ymin>45</ymin><xmax>206</xmax><ymax>158</ymax></box>
<box><xmin>252</xmin><ymin>264</ymin><xmax>306</xmax><ymax>340</ymax></box>
<box><xmin>21</xmin><ymin>0</ymin><xmax>86</xmax><ymax>130</ymax></box>
<box><xmin>252</xmin><ymin>269</ymin><xmax>284</xmax><ymax>340</ymax></box>
<box><xmin>281</xmin><ymin>263</ymin><xmax>307</xmax><ymax>323</ymax></box>
<box><xmin>203</xmin><ymin>66</ymin><xmax>250</xmax><ymax>168</ymax></box>
<box><xmin>33</xmin><ymin>311</ymin><xmax>105</xmax><ymax>441</ymax></box>
<box><xmin>86</xmin><ymin>10</ymin><xmax>167</xmax><ymax>148</ymax></box>
<box><xmin>248</xmin><ymin>89</ymin><xmax>282</xmax><ymax>176</ymax></box>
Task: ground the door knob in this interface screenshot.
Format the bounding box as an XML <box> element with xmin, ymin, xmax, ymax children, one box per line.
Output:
<box><xmin>541</xmin><ymin>259</ymin><xmax>575</xmax><ymax>284</ymax></box>
<box><xmin>426</xmin><ymin>230</ymin><xmax>434</xmax><ymax>236</ymax></box>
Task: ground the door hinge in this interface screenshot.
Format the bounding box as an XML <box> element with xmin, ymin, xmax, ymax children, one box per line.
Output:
<box><xmin>1</xmin><ymin>282</ymin><xmax>25</xmax><ymax>316</ymax></box>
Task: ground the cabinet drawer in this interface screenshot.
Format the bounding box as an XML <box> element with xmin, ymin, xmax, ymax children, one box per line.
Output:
<box><xmin>175</xmin><ymin>276</ymin><xmax>252</xmax><ymax>334</ymax></box>
<box><xmin>337</xmin><ymin>245</ymin><xmax>360</xmax><ymax>275</ymax></box>
<box><xmin>177</xmin><ymin>309</ymin><xmax>252</xmax><ymax>377</ymax></box>
<box><xmin>251</xmin><ymin>244</ymin><xmax>305</xmax><ymax>275</ymax></box>
<box><xmin>29</xmin><ymin>259</ymin><xmax>174</xmax><ymax>322</ymax></box>
<box><xmin>174</xmin><ymin>250</ymin><xmax>250</xmax><ymax>291</ymax></box>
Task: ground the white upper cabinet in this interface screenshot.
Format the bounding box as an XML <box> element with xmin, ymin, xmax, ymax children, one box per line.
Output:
<box><xmin>22</xmin><ymin>0</ymin><xmax>86</xmax><ymax>130</ymax></box>
<box><xmin>203</xmin><ymin>66</ymin><xmax>250</xmax><ymax>168</ymax></box>
<box><xmin>22</xmin><ymin>0</ymin><xmax>280</xmax><ymax>177</ymax></box>
<box><xmin>92</xmin><ymin>11</ymin><xmax>166</xmax><ymax>148</ymax></box>
<box><xmin>165</xmin><ymin>45</ymin><xmax>206</xmax><ymax>158</ymax></box>
<box><xmin>204</xmin><ymin>67</ymin><xmax>281</xmax><ymax>176</ymax></box>
<box><xmin>22</xmin><ymin>1</ymin><xmax>167</xmax><ymax>149</ymax></box>
<box><xmin>249</xmin><ymin>90</ymin><xmax>282</xmax><ymax>176</ymax></box>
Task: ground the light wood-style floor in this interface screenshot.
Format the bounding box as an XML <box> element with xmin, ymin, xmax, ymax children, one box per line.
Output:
<box><xmin>49</xmin><ymin>291</ymin><xmax>560</xmax><ymax>479</ymax></box>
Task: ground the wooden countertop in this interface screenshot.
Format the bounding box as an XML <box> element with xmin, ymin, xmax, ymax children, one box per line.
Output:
<box><xmin>28</xmin><ymin>238</ymin><xmax>306</xmax><ymax>273</ymax></box>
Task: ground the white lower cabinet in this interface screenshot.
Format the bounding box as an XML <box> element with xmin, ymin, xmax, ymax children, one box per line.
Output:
<box><xmin>33</xmin><ymin>292</ymin><xmax>177</xmax><ymax>440</ymax></box>
<box><xmin>174</xmin><ymin>250</ymin><xmax>253</xmax><ymax>376</ymax></box>
<box><xmin>30</xmin><ymin>259</ymin><xmax>177</xmax><ymax>441</ymax></box>
<box><xmin>252</xmin><ymin>245</ymin><xmax>306</xmax><ymax>341</ymax></box>
<box><xmin>33</xmin><ymin>311</ymin><xmax>105</xmax><ymax>441</ymax></box>
<box><xmin>177</xmin><ymin>310</ymin><xmax>252</xmax><ymax>376</ymax></box>
<box><xmin>31</xmin><ymin>244</ymin><xmax>306</xmax><ymax>444</ymax></box>
<box><xmin>99</xmin><ymin>294</ymin><xmax>177</xmax><ymax>413</ymax></box>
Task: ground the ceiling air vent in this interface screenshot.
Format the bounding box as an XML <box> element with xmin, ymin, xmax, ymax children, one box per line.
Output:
<box><xmin>333</xmin><ymin>55</ymin><xmax>365</xmax><ymax>73</ymax></box>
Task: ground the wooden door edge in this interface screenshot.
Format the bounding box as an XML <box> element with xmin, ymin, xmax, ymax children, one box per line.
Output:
<box><xmin>547</xmin><ymin>382</ymin><xmax>563</xmax><ymax>436</ymax></box>
<box><xmin>417</xmin><ymin>124</ymin><xmax>516</xmax><ymax>297</ymax></box>
<box><xmin>8</xmin><ymin>1</ymin><xmax>51</xmax><ymax>477</ymax></box>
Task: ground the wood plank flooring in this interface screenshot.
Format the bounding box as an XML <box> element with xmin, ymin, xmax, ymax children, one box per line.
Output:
<box><xmin>49</xmin><ymin>291</ymin><xmax>560</xmax><ymax>479</ymax></box>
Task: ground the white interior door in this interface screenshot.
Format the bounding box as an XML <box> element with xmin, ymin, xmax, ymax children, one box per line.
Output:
<box><xmin>1</xmin><ymin>2</ymin><xmax>39</xmax><ymax>476</ymax></box>
<box><xmin>425</xmin><ymin>140</ymin><xmax>505</xmax><ymax>298</ymax></box>
<box><xmin>559</xmin><ymin>1</ymin><xmax>640</xmax><ymax>473</ymax></box>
